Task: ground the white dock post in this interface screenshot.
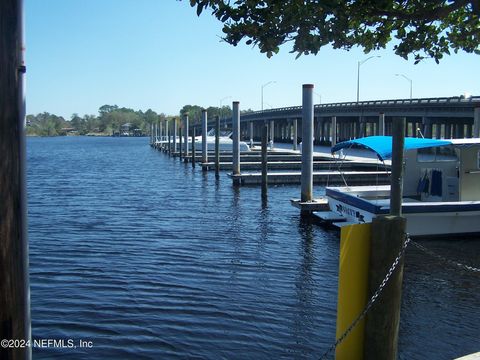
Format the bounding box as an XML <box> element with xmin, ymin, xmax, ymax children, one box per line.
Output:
<box><xmin>331</xmin><ymin>116</ymin><xmax>337</xmax><ymax>146</ymax></box>
<box><xmin>301</xmin><ymin>84</ymin><xmax>314</xmax><ymax>203</ymax></box>
<box><xmin>474</xmin><ymin>107</ymin><xmax>480</xmax><ymax>138</ymax></box>
<box><xmin>202</xmin><ymin>109</ymin><xmax>208</xmax><ymax>165</ymax></box>
<box><xmin>378</xmin><ymin>112</ymin><xmax>385</xmax><ymax>136</ymax></box>
<box><xmin>232</xmin><ymin>101</ymin><xmax>241</xmax><ymax>176</ymax></box>
<box><xmin>293</xmin><ymin>119</ymin><xmax>298</xmax><ymax>151</ymax></box>
<box><xmin>183</xmin><ymin>114</ymin><xmax>189</xmax><ymax>162</ymax></box>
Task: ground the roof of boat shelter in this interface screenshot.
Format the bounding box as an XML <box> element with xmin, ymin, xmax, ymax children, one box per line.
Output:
<box><xmin>331</xmin><ymin>136</ymin><xmax>456</xmax><ymax>161</ymax></box>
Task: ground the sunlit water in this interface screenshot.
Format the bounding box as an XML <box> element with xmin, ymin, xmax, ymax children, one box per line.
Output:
<box><xmin>27</xmin><ymin>136</ymin><xmax>479</xmax><ymax>359</ymax></box>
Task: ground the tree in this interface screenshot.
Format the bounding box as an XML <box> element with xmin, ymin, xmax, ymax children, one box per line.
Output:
<box><xmin>190</xmin><ymin>0</ymin><xmax>480</xmax><ymax>63</ymax></box>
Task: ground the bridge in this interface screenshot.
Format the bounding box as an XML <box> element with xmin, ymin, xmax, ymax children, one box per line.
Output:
<box><xmin>205</xmin><ymin>96</ymin><xmax>480</xmax><ymax>145</ymax></box>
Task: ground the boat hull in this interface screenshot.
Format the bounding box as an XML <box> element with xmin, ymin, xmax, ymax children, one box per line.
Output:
<box><xmin>325</xmin><ymin>186</ymin><xmax>480</xmax><ymax>237</ymax></box>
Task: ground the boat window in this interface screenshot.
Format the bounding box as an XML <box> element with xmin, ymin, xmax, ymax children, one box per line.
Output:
<box><xmin>435</xmin><ymin>145</ymin><xmax>458</xmax><ymax>162</ymax></box>
<box><xmin>417</xmin><ymin>147</ymin><xmax>436</xmax><ymax>162</ymax></box>
<box><xmin>417</xmin><ymin>145</ymin><xmax>458</xmax><ymax>162</ymax></box>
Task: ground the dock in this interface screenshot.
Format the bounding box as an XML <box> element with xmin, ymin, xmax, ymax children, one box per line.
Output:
<box><xmin>229</xmin><ymin>170</ymin><xmax>390</xmax><ymax>185</ymax></box>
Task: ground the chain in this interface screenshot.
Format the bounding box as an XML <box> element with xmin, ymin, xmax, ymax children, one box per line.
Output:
<box><xmin>319</xmin><ymin>233</ymin><xmax>411</xmax><ymax>360</ymax></box>
<box><xmin>411</xmin><ymin>241</ymin><xmax>480</xmax><ymax>273</ymax></box>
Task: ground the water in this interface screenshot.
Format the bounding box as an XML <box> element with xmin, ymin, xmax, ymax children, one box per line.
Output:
<box><xmin>27</xmin><ymin>137</ymin><xmax>479</xmax><ymax>359</ymax></box>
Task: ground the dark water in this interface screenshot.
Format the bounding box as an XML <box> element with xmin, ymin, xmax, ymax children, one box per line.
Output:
<box><xmin>27</xmin><ymin>137</ymin><xmax>479</xmax><ymax>359</ymax></box>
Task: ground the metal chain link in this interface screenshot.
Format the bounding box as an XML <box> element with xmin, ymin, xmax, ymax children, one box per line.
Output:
<box><xmin>319</xmin><ymin>233</ymin><xmax>411</xmax><ymax>360</ymax></box>
<box><xmin>411</xmin><ymin>240</ymin><xmax>480</xmax><ymax>273</ymax></box>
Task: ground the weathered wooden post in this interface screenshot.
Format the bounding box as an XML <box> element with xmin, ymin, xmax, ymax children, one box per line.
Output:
<box><xmin>364</xmin><ymin>116</ymin><xmax>407</xmax><ymax>360</ymax></box>
<box><xmin>261</xmin><ymin>123</ymin><xmax>268</xmax><ymax>195</ymax></box>
<box><xmin>167</xmin><ymin>120</ymin><xmax>171</xmax><ymax>156</ymax></box>
<box><xmin>301</xmin><ymin>84</ymin><xmax>314</xmax><ymax>206</ymax></box>
<box><xmin>232</xmin><ymin>101</ymin><xmax>240</xmax><ymax>179</ymax></box>
<box><xmin>183</xmin><ymin>114</ymin><xmax>189</xmax><ymax>162</ymax></box>
<box><xmin>378</xmin><ymin>112</ymin><xmax>385</xmax><ymax>136</ymax></box>
<box><xmin>178</xmin><ymin>127</ymin><xmax>182</xmax><ymax>161</ymax></box>
<box><xmin>331</xmin><ymin>116</ymin><xmax>337</xmax><ymax>145</ymax></box>
<box><xmin>215</xmin><ymin>115</ymin><xmax>220</xmax><ymax>179</ymax></box>
<box><xmin>191</xmin><ymin>127</ymin><xmax>196</xmax><ymax>168</ymax></box>
<box><xmin>163</xmin><ymin>119</ymin><xmax>168</xmax><ymax>150</ymax></box>
<box><xmin>201</xmin><ymin>109</ymin><xmax>208</xmax><ymax>166</ymax></box>
<box><xmin>0</xmin><ymin>1</ymin><xmax>31</xmax><ymax>359</ymax></box>
<box><xmin>172</xmin><ymin>118</ymin><xmax>177</xmax><ymax>155</ymax></box>
<box><xmin>474</xmin><ymin>106</ymin><xmax>480</xmax><ymax>138</ymax></box>
<box><xmin>293</xmin><ymin>118</ymin><xmax>298</xmax><ymax>151</ymax></box>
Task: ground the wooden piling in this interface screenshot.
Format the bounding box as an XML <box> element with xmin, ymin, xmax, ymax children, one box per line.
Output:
<box><xmin>364</xmin><ymin>216</ymin><xmax>406</xmax><ymax>360</ymax></box>
<box><xmin>0</xmin><ymin>1</ymin><xmax>31</xmax><ymax>359</ymax></box>
<box><xmin>179</xmin><ymin>127</ymin><xmax>182</xmax><ymax>161</ymax></box>
<box><xmin>191</xmin><ymin>127</ymin><xmax>196</xmax><ymax>168</ymax></box>
<box><xmin>183</xmin><ymin>115</ymin><xmax>189</xmax><ymax>163</ymax></box>
<box><xmin>167</xmin><ymin>120</ymin><xmax>171</xmax><ymax>156</ymax></box>
<box><xmin>215</xmin><ymin>115</ymin><xmax>220</xmax><ymax>179</ymax></box>
<box><xmin>201</xmin><ymin>109</ymin><xmax>208</xmax><ymax>165</ymax></box>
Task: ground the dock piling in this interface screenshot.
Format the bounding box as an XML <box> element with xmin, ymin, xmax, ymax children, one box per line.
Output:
<box><xmin>202</xmin><ymin>109</ymin><xmax>208</xmax><ymax>166</ymax></box>
<box><xmin>183</xmin><ymin>114</ymin><xmax>189</xmax><ymax>162</ymax></box>
<box><xmin>0</xmin><ymin>0</ymin><xmax>31</xmax><ymax>358</ymax></box>
<box><xmin>232</xmin><ymin>101</ymin><xmax>240</xmax><ymax>177</ymax></box>
<box><xmin>215</xmin><ymin>115</ymin><xmax>220</xmax><ymax>179</ymax></box>
<box><xmin>192</xmin><ymin>127</ymin><xmax>196</xmax><ymax>168</ymax></box>
<box><xmin>261</xmin><ymin>123</ymin><xmax>268</xmax><ymax>195</ymax></box>
<box><xmin>301</xmin><ymin>84</ymin><xmax>314</xmax><ymax>205</ymax></box>
<box><xmin>179</xmin><ymin>127</ymin><xmax>182</xmax><ymax>161</ymax></box>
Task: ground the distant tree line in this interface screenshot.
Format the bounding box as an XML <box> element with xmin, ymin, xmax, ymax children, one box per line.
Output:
<box><xmin>25</xmin><ymin>104</ymin><xmax>255</xmax><ymax>136</ymax></box>
<box><xmin>26</xmin><ymin>105</ymin><xmax>166</xmax><ymax>136</ymax></box>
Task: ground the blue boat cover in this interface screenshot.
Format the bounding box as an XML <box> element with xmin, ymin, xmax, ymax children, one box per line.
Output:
<box><xmin>331</xmin><ymin>136</ymin><xmax>452</xmax><ymax>161</ymax></box>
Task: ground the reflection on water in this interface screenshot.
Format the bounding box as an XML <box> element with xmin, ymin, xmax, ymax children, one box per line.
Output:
<box><xmin>27</xmin><ymin>137</ymin><xmax>480</xmax><ymax>359</ymax></box>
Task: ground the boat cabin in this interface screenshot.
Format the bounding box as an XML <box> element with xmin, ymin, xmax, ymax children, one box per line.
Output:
<box><xmin>403</xmin><ymin>139</ymin><xmax>480</xmax><ymax>202</ymax></box>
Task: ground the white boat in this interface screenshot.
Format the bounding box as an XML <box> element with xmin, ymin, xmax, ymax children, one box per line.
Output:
<box><xmin>317</xmin><ymin>136</ymin><xmax>480</xmax><ymax>237</ymax></box>
<box><xmin>155</xmin><ymin>129</ymin><xmax>251</xmax><ymax>152</ymax></box>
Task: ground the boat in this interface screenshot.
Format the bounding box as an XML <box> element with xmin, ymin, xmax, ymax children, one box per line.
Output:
<box><xmin>315</xmin><ymin>136</ymin><xmax>480</xmax><ymax>237</ymax></box>
<box><xmin>155</xmin><ymin>129</ymin><xmax>251</xmax><ymax>152</ymax></box>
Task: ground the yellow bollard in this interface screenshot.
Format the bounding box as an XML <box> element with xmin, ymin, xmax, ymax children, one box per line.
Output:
<box><xmin>335</xmin><ymin>223</ymin><xmax>371</xmax><ymax>360</ymax></box>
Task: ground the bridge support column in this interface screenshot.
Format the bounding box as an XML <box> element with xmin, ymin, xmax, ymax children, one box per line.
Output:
<box><xmin>435</xmin><ymin>122</ymin><xmax>441</xmax><ymax>139</ymax></box>
<box><xmin>293</xmin><ymin>119</ymin><xmax>298</xmax><ymax>150</ymax></box>
<box><xmin>445</xmin><ymin>122</ymin><xmax>452</xmax><ymax>139</ymax></box>
<box><xmin>474</xmin><ymin>107</ymin><xmax>480</xmax><ymax>138</ymax></box>
<box><xmin>249</xmin><ymin>121</ymin><xmax>253</xmax><ymax>148</ymax></box>
<box><xmin>422</xmin><ymin>117</ymin><xmax>432</xmax><ymax>138</ymax></box>
<box><xmin>269</xmin><ymin>120</ymin><xmax>274</xmax><ymax>149</ymax></box>
<box><xmin>466</xmin><ymin>123</ymin><xmax>473</xmax><ymax>138</ymax></box>
<box><xmin>301</xmin><ymin>84</ymin><xmax>314</xmax><ymax>205</ymax></box>
<box><xmin>183</xmin><ymin>115</ymin><xmax>189</xmax><ymax>162</ymax></box>
<box><xmin>378</xmin><ymin>113</ymin><xmax>385</xmax><ymax>136</ymax></box>
<box><xmin>232</xmin><ymin>101</ymin><xmax>240</xmax><ymax>178</ymax></box>
<box><xmin>331</xmin><ymin>116</ymin><xmax>337</xmax><ymax>147</ymax></box>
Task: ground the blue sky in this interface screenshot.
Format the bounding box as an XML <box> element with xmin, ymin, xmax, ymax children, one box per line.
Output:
<box><xmin>26</xmin><ymin>0</ymin><xmax>480</xmax><ymax>119</ymax></box>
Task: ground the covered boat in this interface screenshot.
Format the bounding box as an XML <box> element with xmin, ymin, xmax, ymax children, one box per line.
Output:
<box><xmin>317</xmin><ymin>136</ymin><xmax>480</xmax><ymax>237</ymax></box>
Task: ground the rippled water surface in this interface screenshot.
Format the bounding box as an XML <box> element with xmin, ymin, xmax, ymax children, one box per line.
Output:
<box><xmin>27</xmin><ymin>136</ymin><xmax>479</xmax><ymax>359</ymax></box>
